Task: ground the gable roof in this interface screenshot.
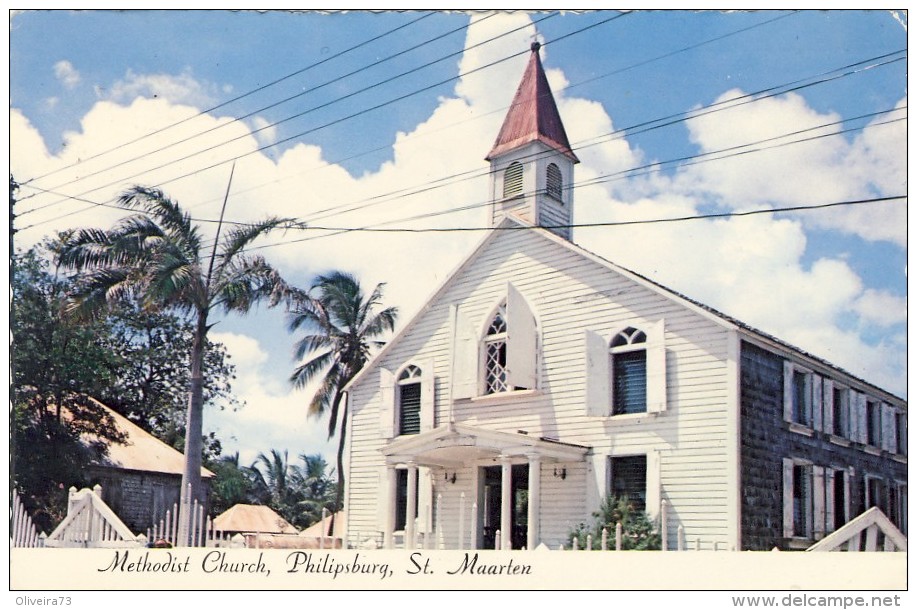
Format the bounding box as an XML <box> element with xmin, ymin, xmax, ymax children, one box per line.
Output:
<box><xmin>212</xmin><ymin>503</ymin><xmax>298</xmax><ymax>534</ymax></box>
<box><xmin>345</xmin><ymin>216</ymin><xmax>904</xmax><ymax>404</ymax></box>
<box><xmin>79</xmin><ymin>398</ymin><xmax>215</xmax><ymax>478</ymax></box>
<box><xmin>486</xmin><ymin>42</ymin><xmax>579</xmax><ymax>163</ymax></box>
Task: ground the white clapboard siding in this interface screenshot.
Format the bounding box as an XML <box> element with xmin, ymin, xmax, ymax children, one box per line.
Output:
<box><xmin>346</xmin><ymin>226</ymin><xmax>734</xmax><ymax>549</ymax></box>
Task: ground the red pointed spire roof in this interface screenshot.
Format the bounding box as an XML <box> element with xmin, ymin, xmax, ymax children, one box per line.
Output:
<box><xmin>486</xmin><ymin>42</ymin><xmax>579</xmax><ymax>163</ymax></box>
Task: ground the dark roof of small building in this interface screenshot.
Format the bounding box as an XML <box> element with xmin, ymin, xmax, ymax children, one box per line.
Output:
<box><xmin>486</xmin><ymin>42</ymin><xmax>579</xmax><ymax>163</ymax></box>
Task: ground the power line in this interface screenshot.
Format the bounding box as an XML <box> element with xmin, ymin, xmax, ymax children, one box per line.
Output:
<box><xmin>114</xmin><ymin>10</ymin><xmax>799</xmax><ymax>219</ymax></box>
<box><xmin>20</xmin><ymin>11</ymin><xmax>566</xmax><ymax>217</ymax></box>
<box><xmin>16</xmin><ymin>30</ymin><xmax>903</xmax><ymax>233</ymax></box>
<box><xmin>20</xmin><ymin>12</ymin><xmax>437</xmax><ymax>187</ymax></box>
<box><xmin>21</xmin><ymin>39</ymin><xmax>901</xmax><ymax>234</ymax></box>
<box><xmin>26</xmin><ymin>13</ymin><xmax>501</xmax><ymax>199</ymax></box>
<box><xmin>242</xmin><ymin>196</ymin><xmax>905</xmax><ymax>247</ymax></box>
<box><xmin>18</xmin><ymin>99</ymin><xmax>904</xmax><ymax>240</ymax></box>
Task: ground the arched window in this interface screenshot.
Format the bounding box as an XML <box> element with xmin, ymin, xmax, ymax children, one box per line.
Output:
<box><xmin>503</xmin><ymin>161</ymin><xmax>524</xmax><ymax>198</ymax></box>
<box><xmin>584</xmin><ymin>321</ymin><xmax>666</xmax><ymax>417</ymax></box>
<box><xmin>611</xmin><ymin>327</ymin><xmax>648</xmax><ymax>415</ymax></box>
<box><xmin>484</xmin><ymin>303</ymin><xmax>509</xmax><ymax>394</ymax></box>
<box><xmin>398</xmin><ymin>365</ymin><xmax>422</xmax><ymax>435</ymax></box>
<box><xmin>546</xmin><ymin>163</ymin><xmax>563</xmax><ymax>201</ymax></box>
<box><xmin>379</xmin><ymin>362</ymin><xmax>434</xmax><ymax>438</ymax></box>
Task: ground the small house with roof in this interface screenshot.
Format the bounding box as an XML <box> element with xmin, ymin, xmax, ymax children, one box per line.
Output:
<box><xmin>79</xmin><ymin>399</ymin><xmax>215</xmax><ymax>535</ymax></box>
<box><xmin>341</xmin><ymin>43</ymin><xmax>907</xmax><ymax>551</ymax></box>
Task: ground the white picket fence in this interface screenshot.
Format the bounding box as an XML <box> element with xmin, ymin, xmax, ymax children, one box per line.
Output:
<box><xmin>13</xmin><ymin>485</ymin><xmax>238</xmax><ymax>549</ymax></box>
<box><xmin>11</xmin><ymin>489</ymin><xmax>46</xmax><ymax>548</ymax></box>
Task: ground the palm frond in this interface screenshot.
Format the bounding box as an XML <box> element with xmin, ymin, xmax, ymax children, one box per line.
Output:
<box><xmin>216</xmin><ymin>217</ymin><xmax>294</xmax><ymax>267</ymax></box>
<box><xmin>212</xmin><ymin>255</ymin><xmax>291</xmax><ymax>314</ymax></box>
<box><xmin>118</xmin><ymin>186</ymin><xmax>201</xmax><ymax>253</ymax></box>
<box><xmin>290</xmin><ymin>349</ymin><xmax>334</xmax><ymax>390</ymax></box>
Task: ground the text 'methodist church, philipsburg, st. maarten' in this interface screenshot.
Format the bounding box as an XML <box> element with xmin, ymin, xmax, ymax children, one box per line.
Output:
<box><xmin>339</xmin><ymin>42</ymin><xmax>907</xmax><ymax>552</ymax></box>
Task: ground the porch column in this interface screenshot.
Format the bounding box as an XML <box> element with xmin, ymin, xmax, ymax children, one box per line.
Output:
<box><xmin>501</xmin><ymin>456</ymin><xmax>512</xmax><ymax>550</ymax></box>
<box><xmin>384</xmin><ymin>464</ymin><xmax>397</xmax><ymax>549</ymax></box>
<box><xmin>405</xmin><ymin>462</ymin><xmax>418</xmax><ymax>550</ymax></box>
<box><xmin>527</xmin><ymin>454</ymin><xmax>541</xmax><ymax>551</ymax></box>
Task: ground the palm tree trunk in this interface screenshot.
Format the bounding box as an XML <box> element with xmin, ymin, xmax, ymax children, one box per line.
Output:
<box><xmin>334</xmin><ymin>400</ymin><xmax>348</xmax><ymax>517</ymax></box>
<box><xmin>179</xmin><ymin>307</ymin><xmax>207</xmax><ymax>545</ymax></box>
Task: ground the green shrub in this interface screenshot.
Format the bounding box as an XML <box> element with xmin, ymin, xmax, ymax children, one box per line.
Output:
<box><xmin>568</xmin><ymin>494</ymin><xmax>661</xmax><ymax>550</ymax></box>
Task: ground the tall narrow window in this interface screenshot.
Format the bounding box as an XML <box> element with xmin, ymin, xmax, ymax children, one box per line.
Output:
<box><xmin>832</xmin><ymin>386</ymin><xmax>848</xmax><ymax>437</ymax></box>
<box><xmin>546</xmin><ymin>163</ymin><xmax>563</xmax><ymax>201</ymax></box>
<box><xmin>503</xmin><ymin>162</ymin><xmax>524</xmax><ymax>198</ymax></box>
<box><xmin>866</xmin><ymin>476</ymin><xmax>887</xmax><ymax>513</ymax></box>
<box><xmin>610</xmin><ymin>327</ymin><xmax>648</xmax><ymax>415</ymax></box>
<box><xmin>609</xmin><ymin>455</ymin><xmax>647</xmax><ymax>513</ymax></box>
<box><xmin>394</xmin><ymin>469</ymin><xmax>418</xmax><ymax>531</ymax></box>
<box><xmin>895</xmin><ymin>412</ymin><xmax>907</xmax><ymax>455</ymax></box>
<box><xmin>484</xmin><ymin>303</ymin><xmax>508</xmax><ymax>394</ymax></box>
<box><xmin>398</xmin><ymin>365</ymin><xmax>422</xmax><ymax>435</ymax></box>
<box><xmin>792</xmin><ymin>370</ymin><xmax>811</xmax><ymax>426</ymax></box>
<box><xmin>831</xmin><ymin>469</ymin><xmax>847</xmax><ymax>531</ymax></box>
<box><xmin>866</xmin><ymin>400</ymin><xmax>881</xmax><ymax>447</ymax></box>
<box><xmin>793</xmin><ymin>464</ymin><xmax>811</xmax><ymax>537</ymax></box>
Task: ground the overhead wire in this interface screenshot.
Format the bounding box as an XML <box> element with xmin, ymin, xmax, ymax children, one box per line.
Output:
<box><xmin>19</xmin><ymin>11</ymin><xmax>567</xmax><ymax>217</ymax></box>
<box><xmin>19</xmin><ymin>12</ymin><xmax>437</xmax><ymax>187</ymax></box>
<box><xmin>24</xmin><ymin>13</ymin><xmax>500</xmax><ymax>199</ymax></box>
<box><xmin>14</xmin><ymin>18</ymin><xmax>904</xmax><ymax>242</ymax></box>
<box><xmin>18</xmin><ymin>104</ymin><xmax>904</xmax><ymax>251</ymax></box>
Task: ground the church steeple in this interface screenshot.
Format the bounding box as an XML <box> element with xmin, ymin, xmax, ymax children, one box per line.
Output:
<box><xmin>486</xmin><ymin>42</ymin><xmax>579</xmax><ymax>164</ymax></box>
<box><xmin>486</xmin><ymin>42</ymin><xmax>578</xmax><ymax>240</ymax></box>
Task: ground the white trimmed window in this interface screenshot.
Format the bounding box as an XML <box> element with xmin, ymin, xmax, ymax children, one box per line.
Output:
<box><xmin>379</xmin><ymin>362</ymin><xmax>435</xmax><ymax>438</ymax></box>
<box><xmin>546</xmin><ymin>163</ymin><xmax>563</xmax><ymax>202</ymax></box>
<box><xmin>452</xmin><ymin>284</ymin><xmax>538</xmax><ymax>399</ymax></box>
<box><xmin>503</xmin><ymin>161</ymin><xmax>524</xmax><ymax>198</ymax></box>
<box><xmin>783</xmin><ymin>362</ymin><xmax>821</xmax><ymax>429</ymax></box>
<box><xmin>826</xmin><ymin>467</ymin><xmax>850</xmax><ymax>533</ymax></box>
<box><xmin>830</xmin><ymin>384</ymin><xmax>850</xmax><ymax>438</ymax></box>
<box><xmin>398</xmin><ymin>365</ymin><xmax>423</xmax><ymax>435</ymax></box>
<box><xmin>607</xmin><ymin>451</ymin><xmax>661</xmax><ymax>518</ymax></box>
<box><xmin>889</xmin><ymin>482</ymin><xmax>907</xmax><ymax>534</ymax></box>
<box><xmin>584</xmin><ymin>321</ymin><xmax>667</xmax><ymax>417</ymax></box>
<box><xmin>783</xmin><ymin>458</ymin><xmax>814</xmax><ymax>539</ymax></box>
<box><xmin>866</xmin><ymin>400</ymin><xmax>881</xmax><ymax>447</ymax></box>
<box><xmin>611</xmin><ymin>327</ymin><xmax>648</xmax><ymax>415</ymax></box>
<box><xmin>865</xmin><ymin>474</ymin><xmax>887</xmax><ymax>514</ymax></box>
<box><xmin>483</xmin><ymin>303</ymin><xmax>509</xmax><ymax>394</ymax></box>
<box><xmin>895</xmin><ymin>411</ymin><xmax>907</xmax><ymax>455</ymax></box>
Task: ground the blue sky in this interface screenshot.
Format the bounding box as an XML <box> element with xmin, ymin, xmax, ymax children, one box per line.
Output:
<box><xmin>9</xmin><ymin>9</ymin><xmax>908</xmax><ymax>465</ymax></box>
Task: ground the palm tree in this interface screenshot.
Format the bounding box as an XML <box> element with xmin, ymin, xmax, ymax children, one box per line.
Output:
<box><xmin>58</xmin><ymin>184</ymin><xmax>292</xmax><ymax>543</ymax></box>
<box><xmin>293</xmin><ymin>453</ymin><xmax>336</xmax><ymax>527</ymax></box>
<box><xmin>288</xmin><ymin>271</ymin><xmax>397</xmax><ymax>515</ymax></box>
<box><xmin>248</xmin><ymin>449</ymin><xmax>297</xmax><ymax>510</ymax></box>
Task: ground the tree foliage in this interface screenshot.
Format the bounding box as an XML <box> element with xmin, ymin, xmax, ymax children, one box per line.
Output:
<box><xmin>287</xmin><ymin>271</ymin><xmax>397</xmax><ymax>513</ymax></box>
<box><xmin>56</xmin><ymin>185</ymin><xmax>292</xmax><ymax>533</ymax></box>
<box><xmin>568</xmin><ymin>494</ymin><xmax>661</xmax><ymax>550</ymax></box>
<box><xmin>208</xmin><ymin>451</ymin><xmax>336</xmax><ymax>529</ymax></box>
<box><xmin>11</xmin><ymin>241</ymin><xmax>240</xmax><ymax>531</ymax></box>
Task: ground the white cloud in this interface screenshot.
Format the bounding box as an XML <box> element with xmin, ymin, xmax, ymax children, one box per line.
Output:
<box><xmin>208</xmin><ymin>331</ymin><xmax>336</xmax><ymax>466</ymax></box>
<box><xmin>105</xmin><ymin>68</ymin><xmax>221</xmax><ymax>108</ymax></box>
<box><xmin>53</xmin><ymin>60</ymin><xmax>80</xmax><ymax>89</ymax></box>
<box><xmin>679</xmin><ymin>90</ymin><xmax>906</xmax><ymax>246</ymax></box>
<box><xmin>251</xmin><ymin>116</ymin><xmax>278</xmax><ymax>147</ymax></box>
<box><xmin>851</xmin><ymin>289</ymin><xmax>907</xmax><ymax>328</ymax></box>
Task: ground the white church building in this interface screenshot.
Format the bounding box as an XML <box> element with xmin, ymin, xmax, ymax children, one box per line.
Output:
<box><xmin>340</xmin><ymin>43</ymin><xmax>907</xmax><ymax>552</ymax></box>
